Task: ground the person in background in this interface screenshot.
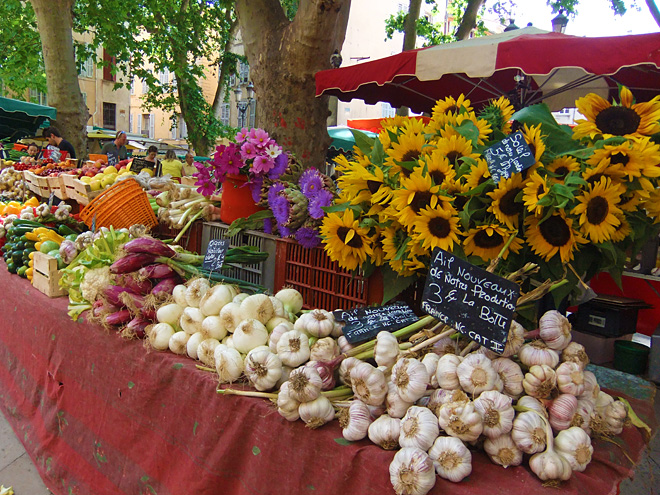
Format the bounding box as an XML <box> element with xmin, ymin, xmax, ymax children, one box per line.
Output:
<box><xmin>182</xmin><ymin>152</ymin><xmax>197</xmax><ymax>176</ymax></box>
<box><xmin>43</xmin><ymin>126</ymin><xmax>76</xmax><ymax>159</ymax></box>
<box><xmin>100</xmin><ymin>130</ymin><xmax>128</xmax><ymax>162</ymax></box>
<box><xmin>159</xmin><ymin>149</ymin><xmax>183</xmax><ymax>178</ymax></box>
<box><xmin>144</xmin><ymin>145</ymin><xmax>159</xmax><ymax>175</ymax></box>
<box><xmin>20</xmin><ymin>143</ymin><xmax>41</xmax><ymax>164</ymax></box>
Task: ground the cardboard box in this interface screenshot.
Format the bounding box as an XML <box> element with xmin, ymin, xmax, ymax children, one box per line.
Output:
<box><xmin>575</xmin><ymin>295</ymin><xmax>651</xmax><ymax>337</ymax></box>
<box><xmin>571</xmin><ymin>329</ymin><xmax>632</xmax><ymax>365</ymax></box>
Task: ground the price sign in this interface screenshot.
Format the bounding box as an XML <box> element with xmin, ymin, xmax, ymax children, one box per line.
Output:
<box><xmin>91</xmin><ymin>214</ymin><xmax>97</xmax><ymax>233</ymax></box>
<box><xmin>333</xmin><ymin>302</ymin><xmax>419</xmax><ymax>344</ymax></box>
<box><xmin>421</xmin><ymin>248</ymin><xmax>520</xmax><ymax>354</ymax></box>
<box><xmin>106</xmin><ymin>150</ymin><xmax>119</xmax><ymax>167</ymax></box>
<box><xmin>203</xmin><ymin>239</ymin><xmax>229</xmax><ymax>273</ymax></box>
<box><xmin>130</xmin><ymin>158</ymin><xmax>153</xmax><ymax>174</ymax></box>
<box><xmin>483</xmin><ymin>131</ymin><xmax>536</xmax><ymax>183</ymax></box>
<box><xmin>48</xmin><ymin>192</ymin><xmax>55</xmax><ymax>208</ymax></box>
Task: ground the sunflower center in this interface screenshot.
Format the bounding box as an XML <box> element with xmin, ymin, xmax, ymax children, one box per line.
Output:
<box><xmin>539</xmin><ymin>215</ymin><xmax>571</xmax><ymax>247</ymax></box>
<box><xmin>595</xmin><ymin>106</ymin><xmax>641</xmax><ymax>135</ymax></box>
<box><xmin>609</xmin><ymin>152</ymin><xmax>629</xmax><ymax>165</ymax></box>
<box><xmin>445</xmin><ymin>104</ymin><xmax>459</xmax><ymax>114</ymax></box>
<box><xmin>587</xmin><ymin>173</ymin><xmax>605</xmax><ymax>186</ymax></box>
<box><xmin>367</xmin><ymin>180</ymin><xmax>382</xmax><ymax>194</ymax></box>
<box><xmin>428</xmin><ymin>217</ymin><xmax>451</xmax><ymax>239</ymax></box>
<box><xmin>528</xmin><ymin>143</ymin><xmax>537</xmax><ymax>157</ymax></box>
<box><xmin>477</xmin><ymin>175</ymin><xmax>488</xmax><ymax>185</ymax></box>
<box><xmin>454</xmin><ymin>195</ymin><xmax>468</xmax><ymax>211</ymax></box>
<box><xmin>446</xmin><ymin>151</ymin><xmax>463</xmax><ymax>166</ymax></box>
<box><xmin>619</xmin><ymin>193</ymin><xmax>633</xmax><ymax>206</ymax></box>
<box><xmin>410</xmin><ymin>191</ymin><xmax>433</xmax><ymax>213</ymax></box>
<box><xmin>537</xmin><ymin>184</ymin><xmax>545</xmax><ymax>196</ymax></box>
<box><xmin>586</xmin><ymin>196</ymin><xmax>609</xmax><ymax>225</ymax></box>
<box><xmin>474</xmin><ymin>229</ymin><xmax>503</xmax><ymax>248</ymax></box>
<box><xmin>430</xmin><ymin>170</ymin><xmax>446</xmax><ymax>185</ymax></box>
<box><xmin>554</xmin><ymin>166</ymin><xmax>569</xmax><ymax>177</ymax></box>
<box><xmin>500</xmin><ymin>187</ymin><xmax>523</xmax><ymax>216</ymax></box>
<box><xmin>337</xmin><ymin>227</ymin><xmax>364</xmax><ymax>248</ymax></box>
<box><xmin>401</xmin><ymin>149</ymin><xmax>421</xmax><ymax>162</ymax></box>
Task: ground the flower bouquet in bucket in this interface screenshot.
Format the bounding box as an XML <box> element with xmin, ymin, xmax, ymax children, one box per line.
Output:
<box><xmin>320</xmin><ymin>86</ymin><xmax>660</xmax><ymax>305</ymax></box>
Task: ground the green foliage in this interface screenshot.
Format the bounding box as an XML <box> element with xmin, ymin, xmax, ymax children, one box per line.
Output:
<box><xmin>280</xmin><ymin>0</ymin><xmax>300</xmax><ymax>20</ymax></box>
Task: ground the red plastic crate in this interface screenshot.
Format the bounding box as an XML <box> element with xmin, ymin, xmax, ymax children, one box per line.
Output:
<box><xmin>274</xmin><ymin>238</ymin><xmax>383</xmax><ymax>310</ymax></box>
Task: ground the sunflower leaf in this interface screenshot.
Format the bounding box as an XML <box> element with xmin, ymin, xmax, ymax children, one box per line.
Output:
<box><xmin>563</xmin><ymin>173</ymin><xmax>587</xmax><ymax>187</ymax></box>
<box><xmin>349</xmin><ymin>129</ymin><xmax>376</xmax><ymax>155</ymax></box>
<box><xmin>322</xmin><ymin>203</ymin><xmax>354</xmax><ymax>214</ymax></box>
<box><xmin>380</xmin><ymin>265</ymin><xmax>416</xmax><ymax>304</ymax></box>
<box><xmin>453</xmin><ymin>120</ymin><xmax>480</xmax><ymax>146</ymax></box>
<box><xmin>394</xmin><ymin>238</ymin><xmax>409</xmax><ymax>261</ymax></box>
<box><xmin>462</xmin><ymin>179</ymin><xmax>492</xmax><ymax>197</ymax></box>
<box><xmin>370</xmin><ymin>138</ymin><xmax>384</xmax><ymax>166</ymax></box>
<box><xmin>512</xmin><ymin>103</ymin><xmax>579</xmax><ymax>155</ymax></box>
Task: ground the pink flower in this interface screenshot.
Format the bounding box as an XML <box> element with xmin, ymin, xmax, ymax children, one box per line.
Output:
<box><xmin>249</xmin><ymin>128</ymin><xmax>270</xmax><ymax>149</ymax></box>
<box><xmin>241</xmin><ymin>142</ymin><xmax>258</xmax><ymax>160</ymax></box>
<box><xmin>235</xmin><ymin>128</ymin><xmax>249</xmax><ymax>143</ymax></box>
<box><xmin>251</xmin><ymin>155</ymin><xmax>275</xmax><ymax>174</ymax></box>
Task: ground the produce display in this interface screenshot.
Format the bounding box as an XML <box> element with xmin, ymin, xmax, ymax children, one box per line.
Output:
<box><xmin>0</xmin><ymin>168</ymin><xmax>28</xmax><ymax>200</ymax></box>
<box><xmin>154</xmin><ymin>183</ymin><xmax>221</xmax><ymax>240</ymax></box>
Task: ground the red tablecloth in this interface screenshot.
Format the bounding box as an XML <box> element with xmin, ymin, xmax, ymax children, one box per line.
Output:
<box><xmin>0</xmin><ymin>268</ymin><xmax>656</xmax><ymax>495</ymax></box>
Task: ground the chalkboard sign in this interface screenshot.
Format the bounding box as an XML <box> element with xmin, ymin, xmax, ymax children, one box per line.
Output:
<box><xmin>203</xmin><ymin>239</ymin><xmax>229</xmax><ymax>273</ymax></box>
<box><xmin>130</xmin><ymin>158</ymin><xmax>154</xmax><ymax>174</ymax></box>
<box><xmin>483</xmin><ymin>131</ymin><xmax>536</xmax><ymax>183</ymax></box>
<box><xmin>333</xmin><ymin>302</ymin><xmax>419</xmax><ymax>344</ymax></box>
<box><xmin>106</xmin><ymin>150</ymin><xmax>119</xmax><ymax>167</ymax></box>
<box><xmin>421</xmin><ymin>248</ymin><xmax>520</xmax><ymax>354</ymax></box>
<box><xmin>48</xmin><ymin>192</ymin><xmax>55</xmax><ymax>208</ymax></box>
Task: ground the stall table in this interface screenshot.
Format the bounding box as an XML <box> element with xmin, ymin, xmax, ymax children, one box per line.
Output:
<box><xmin>0</xmin><ymin>268</ymin><xmax>656</xmax><ymax>495</ymax></box>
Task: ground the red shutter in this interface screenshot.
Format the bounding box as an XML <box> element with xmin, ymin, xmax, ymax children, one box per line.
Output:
<box><xmin>103</xmin><ymin>49</ymin><xmax>116</xmax><ymax>82</ymax></box>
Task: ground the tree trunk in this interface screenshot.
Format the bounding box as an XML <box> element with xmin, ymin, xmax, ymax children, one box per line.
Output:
<box><xmin>646</xmin><ymin>0</ymin><xmax>660</xmax><ymax>27</ymax></box>
<box><xmin>29</xmin><ymin>0</ymin><xmax>88</xmax><ymax>159</ymax></box>
<box><xmin>236</xmin><ymin>0</ymin><xmax>351</xmax><ymax>170</ymax></box>
<box><xmin>396</xmin><ymin>0</ymin><xmax>423</xmax><ymax>117</ymax></box>
<box><xmin>455</xmin><ymin>0</ymin><xmax>485</xmax><ymax>40</ymax></box>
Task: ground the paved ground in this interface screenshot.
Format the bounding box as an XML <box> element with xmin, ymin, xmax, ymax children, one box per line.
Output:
<box><xmin>0</xmin><ymin>384</ymin><xmax>658</xmax><ymax>495</ymax></box>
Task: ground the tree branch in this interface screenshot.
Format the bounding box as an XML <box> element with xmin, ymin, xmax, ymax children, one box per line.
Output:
<box><xmin>455</xmin><ymin>0</ymin><xmax>485</xmax><ymax>40</ymax></box>
<box><xmin>402</xmin><ymin>0</ymin><xmax>422</xmax><ymax>51</ymax></box>
<box><xmin>236</xmin><ymin>0</ymin><xmax>288</xmax><ymax>51</ymax></box>
<box><xmin>646</xmin><ymin>0</ymin><xmax>660</xmax><ymax>27</ymax></box>
<box><xmin>212</xmin><ymin>15</ymin><xmax>239</xmax><ymax>117</ymax></box>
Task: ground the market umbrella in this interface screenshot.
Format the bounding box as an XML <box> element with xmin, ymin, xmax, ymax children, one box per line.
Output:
<box><xmin>328</xmin><ymin>126</ymin><xmax>378</xmax><ymax>151</ymax></box>
<box><xmin>315</xmin><ymin>27</ymin><xmax>660</xmax><ymax>113</ymax></box>
<box><xmin>0</xmin><ymin>96</ymin><xmax>56</xmax><ymax>140</ymax></box>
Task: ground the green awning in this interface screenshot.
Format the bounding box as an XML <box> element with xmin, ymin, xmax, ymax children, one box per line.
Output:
<box><xmin>328</xmin><ymin>126</ymin><xmax>378</xmax><ymax>152</ymax></box>
<box><xmin>0</xmin><ymin>96</ymin><xmax>57</xmax><ymax>140</ymax></box>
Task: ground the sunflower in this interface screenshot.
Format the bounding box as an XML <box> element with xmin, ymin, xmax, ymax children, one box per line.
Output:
<box><xmin>479</xmin><ymin>96</ymin><xmax>515</xmax><ymax>134</ymax></box>
<box><xmin>487</xmin><ymin>174</ymin><xmax>526</xmax><ymax>229</ymax></box>
<box><xmin>338</xmin><ymin>164</ymin><xmax>393</xmax><ymax>206</ymax></box>
<box><xmin>464</xmin><ymin>158</ymin><xmax>492</xmax><ymax>189</ymax></box>
<box><xmin>391</xmin><ymin>169</ymin><xmax>452</xmax><ymax>229</ymax></box>
<box><xmin>610</xmin><ymin>214</ymin><xmax>631</xmax><ymax>243</ymax></box>
<box><xmin>545</xmin><ymin>155</ymin><xmax>580</xmax><ymax>183</ymax></box>
<box><xmin>642</xmin><ymin>188</ymin><xmax>660</xmax><ymax>223</ymax></box>
<box><xmin>369</xmin><ymin>228</ymin><xmax>386</xmax><ymax>266</ymax></box>
<box><xmin>525</xmin><ymin>212</ymin><xmax>586</xmax><ymax>263</ymax></box>
<box><xmin>320</xmin><ymin>209</ymin><xmax>373</xmax><ymax>271</ymax></box>
<box><xmin>431</xmin><ymin>94</ymin><xmax>473</xmax><ymax>123</ymax></box>
<box><xmin>464</xmin><ymin>224</ymin><xmax>522</xmax><ymax>261</ymax></box>
<box><xmin>617</xmin><ymin>189</ymin><xmax>643</xmax><ymax>212</ymax></box>
<box><xmin>571</xmin><ymin>177</ymin><xmax>625</xmax><ymax>243</ymax></box>
<box><xmin>443</xmin><ymin>178</ymin><xmax>470</xmax><ymax>212</ymax></box>
<box><xmin>586</xmin><ymin>142</ymin><xmax>646</xmax><ymax>181</ymax></box>
<box><xmin>419</xmin><ymin>151</ymin><xmax>456</xmax><ymax>188</ymax></box>
<box><xmin>582</xmin><ymin>158</ymin><xmax>625</xmax><ymax>187</ymax></box>
<box><xmin>522</xmin><ymin>172</ymin><xmax>550</xmax><ymax>216</ymax></box>
<box><xmin>573</xmin><ymin>86</ymin><xmax>660</xmax><ymax>140</ymax></box>
<box><xmin>635</xmin><ymin>137</ymin><xmax>660</xmax><ymax>190</ymax></box>
<box><xmin>381</xmin><ymin>226</ymin><xmax>415</xmax><ymax>276</ymax></box>
<box><xmin>412</xmin><ymin>206</ymin><xmax>461</xmax><ymax>253</ymax></box>
<box><xmin>385</xmin><ymin>131</ymin><xmax>428</xmax><ymax>176</ymax></box>
<box><xmin>432</xmin><ymin>134</ymin><xmax>479</xmax><ymax>168</ymax></box>
<box><xmin>522</xmin><ymin>124</ymin><xmax>546</xmax><ymax>163</ymax></box>
<box><xmin>378</xmin><ymin>128</ymin><xmax>392</xmax><ymax>149</ymax></box>
<box><xmin>438</xmin><ymin>113</ymin><xmax>492</xmax><ymax>145</ymax></box>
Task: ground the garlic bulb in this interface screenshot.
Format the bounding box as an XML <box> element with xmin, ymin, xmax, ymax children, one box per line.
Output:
<box><xmin>386</xmin><ymin>382</ymin><xmax>414</xmax><ymax>418</ymax></box>
<box><xmin>594</xmin><ymin>390</ymin><xmax>614</xmax><ymax>413</ymax></box>
<box><xmin>529</xmin><ymin>416</ymin><xmax>572</xmax><ymax>482</ymax></box>
<box><xmin>512</xmin><ymin>411</ymin><xmax>547</xmax><ymax>454</ymax></box>
<box><xmin>214</xmin><ymin>344</ymin><xmax>244</xmax><ymax>383</ymax></box>
<box><xmin>399</xmin><ymin>406</ymin><xmax>440</xmax><ymax>451</ymax></box>
<box><xmin>309</xmin><ymin>336</ymin><xmax>340</xmax><ymax>363</ymax></box>
<box><xmin>276</xmin><ymin>330</ymin><xmax>311</xmax><ymax>367</ymax></box>
<box><xmin>298</xmin><ymin>395</ymin><xmax>335</xmax><ymax>429</ymax></box>
<box><xmin>375</xmin><ymin>331</ymin><xmax>400</xmax><ymax>368</ymax></box>
<box><xmin>288</xmin><ymin>366</ymin><xmax>323</xmax><ymax>402</ymax></box>
<box><xmin>539</xmin><ymin>310</ymin><xmax>572</xmax><ymax>350</ymax></box>
<box><xmin>368</xmin><ymin>414</ymin><xmax>401</xmax><ymax>450</ymax></box>
<box><xmin>268</xmin><ymin>321</ymin><xmax>294</xmax><ymax>352</ymax></box>
<box><xmin>457</xmin><ymin>353</ymin><xmax>498</xmax><ymax>396</ymax></box>
<box><xmin>549</xmin><ymin>394</ymin><xmax>579</xmax><ymax>432</ymax></box>
<box><xmin>306</xmin><ymin>360</ymin><xmax>337</xmax><ymax>391</ymax></box>
<box><xmin>331</xmin><ymin>320</ymin><xmax>344</xmax><ymax>338</ymax></box>
<box><xmin>561</xmin><ymin>342</ymin><xmax>589</xmax><ymax>369</ymax></box>
<box><xmin>570</xmin><ymin>399</ymin><xmax>594</xmax><ymax>433</ymax></box>
<box><xmin>432</xmin><ymin>337</ymin><xmax>458</xmax><ymax>356</ymax></box>
<box><xmin>337</xmin><ymin>335</ymin><xmax>355</xmax><ymax>353</ymax></box>
<box><xmin>244</xmin><ymin>348</ymin><xmax>283</xmax><ymax>391</ymax></box>
<box><xmin>339</xmin><ymin>400</ymin><xmax>373</xmax><ymax>441</ymax></box>
<box><xmin>592</xmin><ymin>397</ymin><xmax>627</xmax><ymax>435</ymax></box>
<box><xmin>421</xmin><ymin>353</ymin><xmax>440</xmax><ymax>388</ymax></box>
<box><xmin>519</xmin><ymin>340</ymin><xmax>560</xmax><ymax>368</ymax></box>
<box><xmin>296</xmin><ymin>309</ymin><xmax>335</xmax><ymax>338</ymax></box>
<box><xmin>276</xmin><ymin>365</ymin><xmax>293</xmax><ymax>390</ymax></box>
<box><xmin>428</xmin><ymin>436</ymin><xmax>472</xmax><ymax>483</ymax></box>
<box><xmin>501</xmin><ymin>320</ymin><xmax>526</xmax><ymax>358</ymax></box>
<box><xmin>517</xmin><ymin>396</ymin><xmax>548</xmax><ymax>417</ymax></box>
<box><xmin>484</xmin><ymin>433</ymin><xmax>523</xmax><ymax>468</ymax></box>
<box><xmin>579</xmin><ymin>370</ymin><xmax>600</xmax><ymax>402</ymax></box>
<box><xmin>473</xmin><ymin>390</ymin><xmax>515</xmax><ymax>439</ymax></box>
<box><xmin>438</xmin><ymin>401</ymin><xmax>484</xmax><ymax>442</ymax></box>
<box><xmin>491</xmin><ymin>358</ymin><xmax>524</xmax><ymax>398</ymax></box>
<box><xmin>350</xmin><ymin>361</ymin><xmax>388</xmax><ymax>406</ymax></box>
<box><xmin>435</xmin><ymin>354</ymin><xmax>463</xmax><ymax>390</ymax></box>
<box><xmin>391</xmin><ymin>358</ymin><xmax>429</xmax><ymax>403</ymax></box>
<box><xmin>556</xmin><ymin>361</ymin><xmax>585</xmax><ymax>396</ymax></box>
<box><xmin>427</xmin><ymin>389</ymin><xmax>468</xmax><ymax>417</ymax></box>
<box><xmin>339</xmin><ymin>357</ymin><xmax>360</xmax><ymax>386</ymax></box>
<box><xmin>389</xmin><ymin>448</ymin><xmax>436</xmax><ymax>495</ymax></box>
<box><xmin>522</xmin><ymin>364</ymin><xmax>557</xmax><ymax>399</ymax></box>
<box><xmin>277</xmin><ymin>381</ymin><xmax>300</xmax><ymax>421</ymax></box>
<box><xmin>555</xmin><ymin>427</ymin><xmax>593</xmax><ymax>472</ymax></box>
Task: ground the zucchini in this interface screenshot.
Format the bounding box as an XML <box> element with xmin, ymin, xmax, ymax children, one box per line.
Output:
<box><xmin>58</xmin><ymin>224</ymin><xmax>78</xmax><ymax>236</ymax></box>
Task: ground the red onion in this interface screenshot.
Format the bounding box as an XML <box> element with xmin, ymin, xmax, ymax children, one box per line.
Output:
<box><xmin>152</xmin><ymin>277</ymin><xmax>179</xmax><ymax>296</ymax></box>
<box><xmin>123</xmin><ymin>237</ymin><xmax>176</xmax><ymax>258</ymax></box>
<box><xmin>126</xmin><ymin>317</ymin><xmax>150</xmax><ymax>338</ymax></box>
<box><xmin>104</xmin><ymin>309</ymin><xmax>132</xmax><ymax>326</ymax></box>
<box><xmin>115</xmin><ymin>273</ymin><xmax>152</xmax><ymax>294</ymax></box>
<box><xmin>92</xmin><ymin>299</ymin><xmax>119</xmax><ymax>318</ymax></box>
<box><xmin>139</xmin><ymin>263</ymin><xmax>176</xmax><ymax>279</ymax></box>
<box><xmin>103</xmin><ymin>285</ymin><xmax>138</xmax><ymax>307</ymax></box>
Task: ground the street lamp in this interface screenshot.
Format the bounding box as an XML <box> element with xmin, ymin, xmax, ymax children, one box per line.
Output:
<box><xmin>551</xmin><ymin>10</ymin><xmax>569</xmax><ymax>33</ymax></box>
<box><xmin>235</xmin><ymin>81</ymin><xmax>255</xmax><ymax>127</ymax></box>
<box><xmin>503</xmin><ymin>19</ymin><xmax>519</xmax><ymax>32</ymax></box>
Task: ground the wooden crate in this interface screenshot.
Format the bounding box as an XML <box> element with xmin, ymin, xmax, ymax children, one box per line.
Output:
<box><xmin>47</xmin><ymin>175</ymin><xmax>68</xmax><ymax>200</ymax></box>
<box><xmin>23</xmin><ymin>171</ymin><xmax>41</xmax><ymax>195</ymax></box>
<box><xmin>181</xmin><ymin>177</ymin><xmax>197</xmax><ymax>187</ymax></box>
<box><xmin>61</xmin><ymin>174</ymin><xmax>101</xmax><ymax>205</ymax></box>
<box><xmin>32</xmin><ymin>252</ymin><xmax>67</xmax><ymax>298</ymax></box>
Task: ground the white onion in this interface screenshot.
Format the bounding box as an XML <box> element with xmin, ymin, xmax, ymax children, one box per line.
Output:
<box><xmin>199</xmin><ymin>284</ymin><xmax>235</xmax><ymax>316</ymax></box>
<box><xmin>157</xmin><ymin>303</ymin><xmax>184</xmax><ymax>325</ymax></box>
<box><xmin>173</xmin><ymin>284</ymin><xmax>187</xmax><ymax>307</ymax></box>
<box><xmin>269</xmin><ymin>296</ymin><xmax>287</xmax><ymax>318</ymax></box>
<box><xmin>214</xmin><ymin>344</ymin><xmax>244</xmax><ymax>383</ymax></box>
<box><xmin>233</xmin><ymin>293</ymin><xmax>249</xmax><ymax>305</ymax></box>
<box><xmin>201</xmin><ymin>316</ymin><xmax>228</xmax><ymax>340</ymax></box>
<box><xmin>180</xmin><ymin>307</ymin><xmax>205</xmax><ymax>335</ymax></box>
<box><xmin>186</xmin><ymin>332</ymin><xmax>205</xmax><ymax>359</ymax></box>
<box><xmin>233</xmin><ymin>319</ymin><xmax>269</xmax><ymax>354</ymax></box>
<box><xmin>240</xmin><ymin>294</ymin><xmax>274</xmax><ymax>324</ymax></box>
<box><xmin>185</xmin><ymin>278</ymin><xmax>211</xmax><ymax>307</ymax></box>
<box><xmin>148</xmin><ymin>323</ymin><xmax>175</xmax><ymax>350</ymax></box>
<box><xmin>275</xmin><ymin>288</ymin><xmax>303</xmax><ymax>314</ymax></box>
<box><xmin>198</xmin><ymin>338</ymin><xmax>221</xmax><ymax>367</ymax></box>
<box><xmin>168</xmin><ymin>331</ymin><xmax>190</xmax><ymax>354</ymax></box>
<box><xmin>267</xmin><ymin>316</ymin><xmax>293</xmax><ymax>332</ymax></box>
<box><xmin>219</xmin><ymin>302</ymin><xmax>242</xmax><ymax>333</ymax></box>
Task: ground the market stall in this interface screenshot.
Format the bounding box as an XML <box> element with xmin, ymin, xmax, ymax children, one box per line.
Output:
<box><xmin>0</xmin><ymin>268</ymin><xmax>655</xmax><ymax>495</ymax></box>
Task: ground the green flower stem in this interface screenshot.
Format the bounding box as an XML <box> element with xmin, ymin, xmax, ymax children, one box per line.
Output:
<box><xmin>344</xmin><ymin>315</ymin><xmax>436</xmax><ymax>358</ymax></box>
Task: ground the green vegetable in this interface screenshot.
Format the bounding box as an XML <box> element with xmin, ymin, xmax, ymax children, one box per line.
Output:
<box><xmin>6</xmin><ymin>262</ymin><xmax>16</xmax><ymax>273</ymax></box>
<box><xmin>47</xmin><ymin>249</ymin><xmax>60</xmax><ymax>258</ymax></box>
<box><xmin>17</xmin><ymin>266</ymin><xmax>28</xmax><ymax>278</ymax></box>
<box><xmin>65</xmin><ymin>234</ymin><xmax>78</xmax><ymax>242</ymax></box>
<box><xmin>58</xmin><ymin>224</ymin><xmax>78</xmax><ymax>236</ymax></box>
<box><xmin>40</xmin><ymin>240</ymin><xmax>60</xmax><ymax>254</ymax></box>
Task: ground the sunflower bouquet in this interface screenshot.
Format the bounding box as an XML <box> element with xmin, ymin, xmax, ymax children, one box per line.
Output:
<box><xmin>320</xmin><ymin>86</ymin><xmax>660</xmax><ymax>304</ymax></box>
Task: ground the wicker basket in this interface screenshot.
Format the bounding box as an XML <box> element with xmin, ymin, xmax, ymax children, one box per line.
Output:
<box><xmin>79</xmin><ymin>178</ymin><xmax>157</xmax><ymax>230</ymax></box>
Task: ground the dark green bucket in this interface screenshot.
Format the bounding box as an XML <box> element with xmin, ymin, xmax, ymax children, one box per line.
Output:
<box><xmin>613</xmin><ymin>340</ymin><xmax>650</xmax><ymax>375</ymax></box>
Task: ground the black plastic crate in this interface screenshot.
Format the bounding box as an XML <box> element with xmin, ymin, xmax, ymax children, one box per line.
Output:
<box><xmin>575</xmin><ymin>295</ymin><xmax>651</xmax><ymax>337</ymax></box>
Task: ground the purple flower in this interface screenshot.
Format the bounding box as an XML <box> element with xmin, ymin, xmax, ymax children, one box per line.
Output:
<box><xmin>267</xmin><ymin>153</ymin><xmax>288</xmax><ymax>179</ymax></box>
<box><xmin>252</xmin><ymin>155</ymin><xmax>275</xmax><ymax>174</ymax></box>
<box><xmin>248</xmin><ymin>177</ymin><xmax>263</xmax><ymax>203</ymax></box>
<box><xmin>241</xmin><ymin>142</ymin><xmax>258</xmax><ymax>161</ymax></box>
<box><xmin>267</xmin><ymin>182</ymin><xmax>286</xmax><ymax>205</ymax></box>
<box><xmin>278</xmin><ymin>224</ymin><xmax>293</xmax><ymax>237</ymax></box>
<box><xmin>295</xmin><ymin>226</ymin><xmax>321</xmax><ymax>249</ymax></box>
<box><xmin>263</xmin><ymin>218</ymin><xmax>273</xmax><ymax>234</ymax></box>
<box><xmin>249</xmin><ymin>128</ymin><xmax>270</xmax><ymax>149</ymax></box>
<box><xmin>308</xmin><ymin>189</ymin><xmax>333</xmax><ymax>219</ymax></box>
<box><xmin>270</xmin><ymin>193</ymin><xmax>290</xmax><ymax>225</ymax></box>
<box><xmin>235</xmin><ymin>127</ymin><xmax>249</xmax><ymax>143</ymax></box>
<box><xmin>299</xmin><ymin>168</ymin><xmax>325</xmax><ymax>199</ymax></box>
